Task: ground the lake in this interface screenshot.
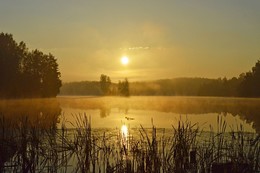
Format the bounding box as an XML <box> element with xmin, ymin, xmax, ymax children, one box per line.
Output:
<box><xmin>0</xmin><ymin>96</ymin><xmax>259</xmax><ymax>132</ymax></box>
<box><xmin>1</xmin><ymin>96</ymin><xmax>260</xmax><ymax>172</ymax></box>
<box><xmin>58</xmin><ymin>96</ymin><xmax>260</xmax><ymax>132</ymax></box>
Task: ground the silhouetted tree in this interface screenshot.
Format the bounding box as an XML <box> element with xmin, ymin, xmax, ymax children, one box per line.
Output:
<box><xmin>239</xmin><ymin>60</ymin><xmax>260</xmax><ymax>97</ymax></box>
<box><xmin>22</xmin><ymin>50</ymin><xmax>62</xmax><ymax>97</ymax></box>
<box><xmin>61</xmin><ymin>77</ymin><xmax>243</xmax><ymax>97</ymax></box>
<box><xmin>60</xmin><ymin>61</ymin><xmax>260</xmax><ymax>97</ymax></box>
<box><xmin>100</xmin><ymin>74</ymin><xmax>111</xmax><ymax>95</ymax></box>
<box><xmin>0</xmin><ymin>32</ymin><xmax>61</xmax><ymax>98</ymax></box>
<box><xmin>0</xmin><ymin>33</ymin><xmax>27</xmax><ymax>97</ymax></box>
<box><xmin>118</xmin><ymin>78</ymin><xmax>129</xmax><ymax>96</ymax></box>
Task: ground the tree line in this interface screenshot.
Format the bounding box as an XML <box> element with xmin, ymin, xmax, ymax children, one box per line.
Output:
<box><xmin>3</xmin><ymin>32</ymin><xmax>259</xmax><ymax>98</ymax></box>
<box><xmin>60</xmin><ymin>60</ymin><xmax>260</xmax><ymax>98</ymax></box>
<box><xmin>0</xmin><ymin>33</ymin><xmax>61</xmax><ymax>98</ymax></box>
<box><xmin>60</xmin><ymin>74</ymin><xmax>129</xmax><ymax>97</ymax></box>
<box><xmin>100</xmin><ymin>74</ymin><xmax>129</xmax><ymax>96</ymax></box>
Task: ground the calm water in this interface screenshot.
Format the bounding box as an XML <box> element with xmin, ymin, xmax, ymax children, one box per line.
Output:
<box><xmin>1</xmin><ymin>96</ymin><xmax>260</xmax><ymax>172</ymax></box>
<box><xmin>59</xmin><ymin>96</ymin><xmax>260</xmax><ymax>132</ymax></box>
<box><xmin>1</xmin><ymin>96</ymin><xmax>259</xmax><ymax>132</ymax></box>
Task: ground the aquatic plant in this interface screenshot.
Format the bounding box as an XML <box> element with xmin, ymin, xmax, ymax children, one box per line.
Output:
<box><xmin>0</xmin><ymin>114</ymin><xmax>259</xmax><ymax>173</ymax></box>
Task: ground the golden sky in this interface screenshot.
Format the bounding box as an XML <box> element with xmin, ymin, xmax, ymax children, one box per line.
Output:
<box><xmin>1</xmin><ymin>0</ymin><xmax>260</xmax><ymax>82</ymax></box>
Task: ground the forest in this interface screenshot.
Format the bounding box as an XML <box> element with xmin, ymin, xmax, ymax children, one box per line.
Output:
<box><xmin>0</xmin><ymin>33</ymin><xmax>61</xmax><ymax>98</ymax></box>
<box><xmin>60</xmin><ymin>74</ymin><xmax>130</xmax><ymax>96</ymax></box>
<box><xmin>60</xmin><ymin>60</ymin><xmax>260</xmax><ymax>98</ymax></box>
<box><xmin>1</xmin><ymin>32</ymin><xmax>260</xmax><ymax>98</ymax></box>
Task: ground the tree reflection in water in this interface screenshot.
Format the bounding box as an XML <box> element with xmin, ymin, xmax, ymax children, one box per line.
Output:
<box><xmin>0</xmin><ymin>99</ymin><xmax>61</xmax><ymax>172</ymax></box>
<box><xmin>59</xmin><ymin>96</ymin><xmax>260</xmax><ymax>132</ymax></box>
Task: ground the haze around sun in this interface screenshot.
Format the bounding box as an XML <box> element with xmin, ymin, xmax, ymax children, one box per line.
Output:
<box><xmin>1</xmin><ymin>0</ymin><xmax>260</xmax><ymax>82</ymax></box>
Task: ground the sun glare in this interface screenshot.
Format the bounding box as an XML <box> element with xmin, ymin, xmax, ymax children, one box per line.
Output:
<box><xmin>121</xmin><ymin>56</ymin><xmax>129</xmax><ymax>65</ymax></box>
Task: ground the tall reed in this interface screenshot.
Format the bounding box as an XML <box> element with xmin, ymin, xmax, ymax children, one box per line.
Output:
<box><xmin>0</xmin><ymin>114</ymin><xmax>259</xmax><ymax>173</ymax></box>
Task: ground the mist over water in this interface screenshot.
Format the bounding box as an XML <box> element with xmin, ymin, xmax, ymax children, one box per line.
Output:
<box><xmin>1</xmin><ymin>96</ymin><xmax>259</xmax><ymax>132</ymax></box>
<box><xmin>1</xmin><ymin>96</ymin><xmax>260</xmax><ymax>172</ymax></box>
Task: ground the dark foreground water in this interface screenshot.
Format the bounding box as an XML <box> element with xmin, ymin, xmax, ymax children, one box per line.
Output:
<box><xmin>0</xmin><ymin>96</ymin><xmax>259</xmax><ymax>172</ymax></box>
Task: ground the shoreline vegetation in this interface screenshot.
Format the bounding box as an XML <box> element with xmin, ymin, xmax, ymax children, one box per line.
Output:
<box><xmin>1</xmin><ymin>32</ymin><xmax>260</xmax><ymax>99</ymax></box>
<box><xmin>0</xmin><ymin>114</ymin><xmax>259</xmax><ymax>173</ymax></box>
<box><xmin>1</xmin><ymin>32</ymin><xmax>260</xmax><ymax>172</ymax></box>
<box><xmin>60</xmin><ymin>59</ymin><xmax>260</xmax><ymax>98</ymax></box>
<box><xmin>0</xmin><ymin>33</ymin><xmax>61</xmax><ymax>99</ymax></box>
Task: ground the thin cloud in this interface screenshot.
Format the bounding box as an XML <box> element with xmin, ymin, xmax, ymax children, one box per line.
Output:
<box><xmin>120</xmin><ymin>46</ymin><xmax>151</xmax><ymax>51</ymax></box>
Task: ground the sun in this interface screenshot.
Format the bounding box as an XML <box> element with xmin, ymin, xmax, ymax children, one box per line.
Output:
<box><xmin>121</xmin><ymin>56</ymin><xmax>129</xmax><ymax>65</ymax></box>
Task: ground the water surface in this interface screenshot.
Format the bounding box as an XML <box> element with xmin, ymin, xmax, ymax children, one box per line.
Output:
<box><xmin>1</xmin><ymin>96</ymin><xmax>260</xmax><ymax>172</ymax></box>
<box><xmin>0</xmin><ymin>96</ymin><xmax>259</xmax><ymax>132</ymax></box>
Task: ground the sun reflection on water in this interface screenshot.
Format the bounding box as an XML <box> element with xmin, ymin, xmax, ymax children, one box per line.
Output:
<box><xmin>121</xmin><ymin>124</ymin><xmax>128</xmax><ymax>138</ymax></box>
<box><xmin>121</xmin><ymin>124</ymin><xmax>129</xmax><ymax>156</ymax></box>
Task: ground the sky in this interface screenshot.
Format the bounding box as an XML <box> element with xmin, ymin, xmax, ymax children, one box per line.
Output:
<box><xmin>1</xmin><ymin>0</ymin><xmax>260</xmax><ymax>82</ymax></box>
